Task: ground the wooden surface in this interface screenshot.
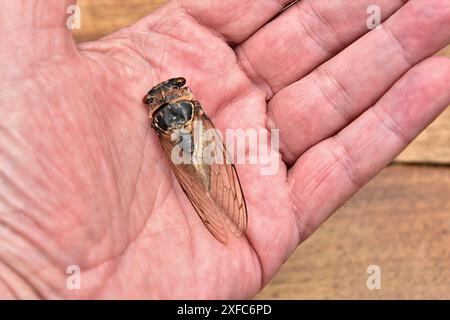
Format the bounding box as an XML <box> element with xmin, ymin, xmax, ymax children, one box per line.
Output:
<box><xmin>72</xmin><ymin>0</ymin><xmax>166</xmax><ymax>42</ymax></box>
<box><xmin>397</xmin><ymin>106</ymin><xmax>450</xmax><ymax>164</ymax></box>
<box><xmin>72</xmin><ymin>1</ymin><xmax>450</xmax><ymax>299</ymax></box>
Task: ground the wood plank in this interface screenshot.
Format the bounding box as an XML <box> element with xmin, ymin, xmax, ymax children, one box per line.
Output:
<box><xmin>72</xmin><ymin>0</ymin><xmax>166</xmax><ymax>42</ymax></box>
<box><xmin>397</xmin><ymin>107</ymin><xmax>450</xmax><ymax>164</ymax></box>
<box><xmin>71</xmin><ymin>1</ymin><xmax>450</xmax><ymax>164</ymax></box>
<box><xmin>257</xmin><ymin>165</ymin><xmax>450</xmax><ymax>299</ymax></box>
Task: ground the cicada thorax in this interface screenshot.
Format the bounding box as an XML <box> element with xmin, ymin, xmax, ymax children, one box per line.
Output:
<box><xmin>153</xmin><ymin>100</ymin><xmax>195</xmax><ymax>133</ymax></box>
<box><xmin>153</xmin><ymin>99</ymin><xmax>214</xmax><ymax>190</ymax></box>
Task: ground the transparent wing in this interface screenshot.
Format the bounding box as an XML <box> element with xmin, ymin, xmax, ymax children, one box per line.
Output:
<box><xmin>158</xmin><ymin>106</ymin><xmax>247</xmax><ymax>243</ymax></box>
<box><xmin>200</xmin><ymin>112</ymin><xmax>248</xmax><ymax>237</ymax></box>
<box><xmin>159</xmin><ymin>136</ymin><xmax>229</xmax><ymax>242</ymax></box>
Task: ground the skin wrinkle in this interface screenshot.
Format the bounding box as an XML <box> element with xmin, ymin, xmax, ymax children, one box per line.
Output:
<box><xmin>288</xmin><ymin>148</ymin><xmax>337</xmax><ymax>208</ymax></box>
<box><xmin>141</xmin><ymin>8</ymin><xmax>195</xmax><ymax>62</ymax></box>
<box><xmin>0</xmin><ymin>207</ymin><xmax>111</xmax><ymax>297</ymax></box>
<box><xmin>249</xmin><ymin>240</ymin><xmax>264</xmax><ymax>292</ymax></box>
<box><xmin>3</xmin><ymin>45</ymin><xmax>73</xmax><ymax>83</ymax></box>
<box><xmin>370</xmin><ymin>105</ymin><xmax>412</xmax><ymax>147</ymax></box>
<box><xmin>1</xmin><ymin>35</ymin><xmax>79</xmax><ymax>81</ymax></box>
<box><xmin>314</xmin><ymin>66</ymin><xmax>355</xmax><ymax>123</ymax></box>
<box><xmin>266</xmin><ymin>110</ymin><xmax>297</xmax><ymax>166</ymax></box>
<box><xmin>0</xmin><ymin>273</ymin><xmax>18</xmax><ymax>299</ymax></box>
<box><xmin>0</xmin><ymin>207</ymin><xmax>65</xmax><ymax>271</ymax></box>
<box><xmin>105</xmin><ymin>226</ymin><xmax>185</xmax><ymax>297</ymax></box>
<box><xmin>121</xmin><ymin>31</ymin><xmax>168</xmax><ymax>68</ymax></box>
<box><xmin>330</xmin><ymin>135</ymin><xmax>366</xmax><ymax>189</ymax></box>
<box><xmin>79</xmin><ymin>51</ymin><xmax>148</xmax><ymax>125</ymax></box>
<box><xmin>150</xmin><ymin>10</ymin><xmax>213</xmax><ymax>61</ymax></box>
<box><xmin>0</xmin><ymin>236</ymin><xmax>54</xmax><ymax>299</ymax></box>
<box><xmin>303</xmin><ymin>0</ymin><xmax>345</xmax><ymax>49</ymax></box>
<box><xmin>0</xmin><ymin>231</ymin><xmax>58</xmax><ymax>298</ymax></box>
<box><xmin>116</xmin><ymin>129</ymin><xmax>149</xmax><ymax>244</ymax></box>
<box><xmin>236</xmin><ymin>47</ymin><xmax>274</xmax><ymax>99</ymax></box>
<box><xmin>75</xmin><ymin>256</ymin><xmax>122</xmax><ymax>299</ymax></box>
<box><xmin>0</xmin><ymin>256</ymin><xmax>39</xmax><ymax>299</ymax></box>
<box><xmin>210</xmin><ymin>68</ymin><xmax>255</xmax><ymax>119</ymax></box>
<box><xmin>0</xmin><ymin>162</ymin><xmax>60</xmax><ymax>238</ymax></box>
<box><xmin>15</xmin><ymin>141</ymin><xmax>91</xmax><ymax>236</ymax></box>
<box><xmin>78</xmin><ymin>34</ymin><xmax>157</xmax><ymax>86</ymax></box>
<box><xmin>294</xmin><ymin>3</ymin><xmax>334</xmax><ymax>56</ymax></box>
<box><xmin>176</xmin><ymin>0</ymin><xmax>229</xmax><ymax>44</ymax></box>
<box><xmin>286</xmin><ymin>172</ymin><xmax>316</xmax><ymax>242</ymax></box>
<box><xmin>382</xmin><ymin>24</ymin><xmax>416</xmax><ymax>67</ymax></box>
<box><xmin>102</xmin><ymin>157</ymin><xmax>170</xmax><ymax>259</ymax></box>
<box><xmin>33</xmin><ymin>124</ymin><xmax>96</xmax><ymax>234</ymax></box>
<box><xmin>181</xmin><ymin>1</ymin><xmax>245</xmax><ymax>45</ymax></box>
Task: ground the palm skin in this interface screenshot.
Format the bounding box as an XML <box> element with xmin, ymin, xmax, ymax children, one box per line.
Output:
<box><xmin>0</xmin><ymin>0</ymin><xmax>449</xmax><ymax>299</ymax></box>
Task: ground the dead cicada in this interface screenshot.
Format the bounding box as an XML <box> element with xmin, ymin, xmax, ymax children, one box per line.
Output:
<box><xmin>143</xmin><ymin>77</ymin><xmax>247</xmax><ymax>243</ymax></box>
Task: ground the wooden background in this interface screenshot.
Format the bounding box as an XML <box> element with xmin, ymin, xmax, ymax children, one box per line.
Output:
<box><xmin>72</xmin><ymin>0</ymin><xmax>450</xmax><ymax>299</ymax></box>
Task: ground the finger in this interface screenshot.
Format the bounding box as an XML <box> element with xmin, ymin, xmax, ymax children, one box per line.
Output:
<box><xmin>0</xmin><ymin>0</ymin><xmax>76</xmax><ymax>69</ymax></box>
<box><xmin>176</xmin><ymin>0</ymin><xmax>293</xmax><ymax>44</ymax></box>
<box><xmin>235</xmin><ymin>0</ymin><xmax>408</xmax><ymax>96</ymax></box>
<box><xmin>269</xmin><ymin>0</ymin><xmax>450</xmax><ymax>164</ymax></box>
<box><xmin>288</xmin><ymin>56</ymin><xmax>450</xmax><ymax>241</ymax></box>
<box><xmin>0</xmin><ymin>0</ymin><xmax>76</xmax><ymax>40</ymax></box>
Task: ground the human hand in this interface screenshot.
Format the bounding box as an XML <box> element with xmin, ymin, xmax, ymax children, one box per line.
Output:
<box><xmin>0</xmin><ymin>0</ymin><xmax>449</xmax><ymax>299</ymax></box>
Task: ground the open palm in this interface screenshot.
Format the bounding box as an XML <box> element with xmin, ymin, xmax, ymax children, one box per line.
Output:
<box><xmin>1</xmin><ymin>0</ymin><xmax>449</xmax><ymax>299</ymax></box>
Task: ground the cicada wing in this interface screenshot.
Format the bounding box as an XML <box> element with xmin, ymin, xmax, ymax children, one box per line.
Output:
<box><xmin>199</xmin><ymin>112</ymin><xmax>248</xmax><ymax>237</ymax></box>
<box><xmin>158</xmin><ymin>104</ymin><xmax>248</xmax><ymax>243</ymax></box>
<box><xmin>158</xmin><ymin>135</ymin><xmax>228</xmax><ymax>243</ymax></box>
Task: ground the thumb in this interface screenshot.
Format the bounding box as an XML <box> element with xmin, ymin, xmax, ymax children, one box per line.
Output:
<box><xmin>0</xmin><ymin>1</ymin><xmax>77</xmax><ymax>63</ymax></box>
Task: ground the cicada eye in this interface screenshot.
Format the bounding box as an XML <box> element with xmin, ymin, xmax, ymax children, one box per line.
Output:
<box><xmin>173</xmin><ymin>77</ymin><xmax>186</xmax><ymax>87</ymax></box>
<box><xmin>143</xmin><ymin>95</ymin><xmax>154</xmax><ymax>104</ymax></box>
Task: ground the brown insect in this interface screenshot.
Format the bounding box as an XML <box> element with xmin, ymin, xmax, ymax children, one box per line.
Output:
<box><xmin>143</xmin><ymin>77</ymin><xmax>247</xmax><ymax>243</ymax></box>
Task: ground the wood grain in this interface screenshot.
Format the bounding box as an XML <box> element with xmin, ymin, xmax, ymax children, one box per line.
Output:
<box><xmin>397</xmin><ymin>108</ymin><xmax>450</xmax><ymax>164</ymax></box>
<box><xmin>257</xmin><ymin>165</ymin><xmax>450</xmax><ymax>299</ymax></box>
<box><xmin>72</xmin><ymin>0</ymin><xmax>166</xmax><ymax>42</ymax></box>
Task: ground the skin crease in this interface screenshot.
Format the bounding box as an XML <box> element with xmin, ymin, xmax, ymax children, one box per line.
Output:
<box><xmin>0</xmin><ymin>0</ymin><xmax>449</xmax><ymax>299</ymax></box>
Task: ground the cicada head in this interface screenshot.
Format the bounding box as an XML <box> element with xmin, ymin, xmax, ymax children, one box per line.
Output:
<box><xmin>143</xmin><ymin>77</ymin><xmax>194</xmax><ymax>119</ymax></box>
